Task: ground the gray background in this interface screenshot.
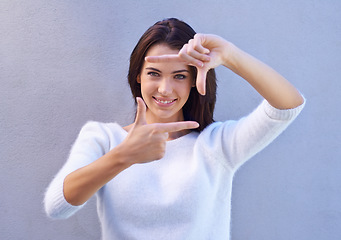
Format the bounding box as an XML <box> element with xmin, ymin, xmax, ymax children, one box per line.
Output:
<box><xmin>1</xmin><ymin>0</ymin><xmax>340</xmax><ymax>239</ymax></box>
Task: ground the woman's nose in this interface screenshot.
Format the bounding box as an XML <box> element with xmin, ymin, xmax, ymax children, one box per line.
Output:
<box><xmin>158</xmin><ymin>78</ymin><xmax>173</xmax><ymax>96</ymax></box>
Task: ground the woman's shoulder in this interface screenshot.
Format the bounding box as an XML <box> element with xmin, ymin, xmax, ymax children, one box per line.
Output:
<box><xmin>79</xmin><ymin>121</ymin><xmax>128</xmax><ymax>138</ymax></box>
<box><xmin>200</xmin><ymin>97</ymin><xmax>306</xmax><ymax>137</ymax></box>
<box><xmin>197</xmin><ymin>120</ymin><xmax>236</xmax><ymax>142</ymax></box>
<box><xmin>201</xmin><ymin>120</ymin><xmax>235</xmax><ymax>133</ymax></box>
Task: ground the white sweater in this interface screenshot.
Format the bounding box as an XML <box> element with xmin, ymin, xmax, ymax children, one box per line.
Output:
<box><xmin>44</xmin><ymin>99</ymin><xmax>305</xmax><ymax>240</ymax></box>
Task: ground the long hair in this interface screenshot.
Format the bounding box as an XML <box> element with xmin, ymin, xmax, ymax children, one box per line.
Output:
<box><xmin>128</xmin><ymin>18</ymin><xmax>217</xmax><ymax>132</ymax></box>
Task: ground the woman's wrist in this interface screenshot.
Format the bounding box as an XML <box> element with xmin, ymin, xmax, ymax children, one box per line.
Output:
<box><xmin>107</xmin><ymin>144</ymin><xmax>135</xmax><ymax>170</ymax></box>
<box><xmin>221</xmin><ymin>41</ymin><xmax>239</xmax><ymax>71</ymax></box>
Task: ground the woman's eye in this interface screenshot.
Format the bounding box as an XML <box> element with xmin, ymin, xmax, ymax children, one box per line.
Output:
<box><xmin>147</xmin><ymin>72</ymin><xmax>159</xmax><ymax>77</ymax></box>
<box><xmin>174</xmin><ymin>74</ymin><xmax>186</xmax><ymax>80</ymax></box>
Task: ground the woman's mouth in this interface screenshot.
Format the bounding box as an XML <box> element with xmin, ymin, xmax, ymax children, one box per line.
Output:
<box><xmin>153</xmin><ymin>97</ymin><xmax>177</xmax><ymax>105</ymax></box>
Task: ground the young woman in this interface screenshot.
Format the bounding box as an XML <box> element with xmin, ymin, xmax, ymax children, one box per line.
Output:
<box><xmin>44</xmin><ymin>18</ymin><xmax>305</xmax><ymax>239</ymax></box>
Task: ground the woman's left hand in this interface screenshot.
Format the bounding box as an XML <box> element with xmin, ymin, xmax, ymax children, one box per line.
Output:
<box><xmin>145</xmin><ymin>33</ymin><xmax>230</xmax><ymax>95</ymax></box>
<box><xmin>146</xmin><ymin>33</ymin><xmax>304</xmax><ymax>109</ymax></box>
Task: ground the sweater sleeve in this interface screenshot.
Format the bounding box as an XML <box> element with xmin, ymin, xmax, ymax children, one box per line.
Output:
<box><xmin>201</xmin><ymin>98</ymin><xmax>305</xmax><ymax>171</ymax></box>
<box><xmin>44</xmin><ymin>121</ymin><xmax>110</xmax><ymax>219</ymax></box>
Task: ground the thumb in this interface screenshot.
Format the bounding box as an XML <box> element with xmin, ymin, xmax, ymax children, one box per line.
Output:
<box><xmin>196</xmin><ymin>67</ymin><xmax>208</xmax><ymax>95</ymax></box>
<box><xmin>134</xmin><ymin>97</ymin><xmax>147</xmax><ymax>125</ymax></box>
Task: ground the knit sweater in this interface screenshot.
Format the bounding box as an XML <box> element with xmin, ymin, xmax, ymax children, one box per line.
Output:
<box><xmin>44</xmin><ymin>99</ymin><xmax>305</xmax><ymax>240</ymax></box>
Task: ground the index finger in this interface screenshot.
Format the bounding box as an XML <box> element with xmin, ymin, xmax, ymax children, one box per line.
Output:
<box><xmin>154</xmin><ymin>121</ymin><xmax>199</xmax><ymax>133</ymax></box>
<box><xmin>145</xmin><ymin>54</ymin><xmax>204</xmax><ymax>68</ymax></box>
<box><xmin>145</xmin><ymin>54</ymin><xmax>183</xmax><ymax>63</ymax></box>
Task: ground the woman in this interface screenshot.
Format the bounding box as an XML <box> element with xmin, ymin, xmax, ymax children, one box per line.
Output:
<box><xmin>44</xmin><ymin>18</ymin><xmax>305</xmax><ymax>239</ymax></box>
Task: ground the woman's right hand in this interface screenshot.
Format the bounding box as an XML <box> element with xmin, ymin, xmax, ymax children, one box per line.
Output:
<box><xmin>118</xmin><ymin>97</ymin><xmax>199</xmax><ymax>164</ymax></box>
<box><xmin>63</xmin><ymin>97</ymin><xmax>198</xmax><ymax>206</ymax></box>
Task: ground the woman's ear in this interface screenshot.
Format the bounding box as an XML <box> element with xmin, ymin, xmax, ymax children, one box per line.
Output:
<box><xmin>137</xmin><ymin>75</ymin><xmax>141</xmax><ymax>83</ymax></box>
<box><xmin>192</xmin><ymin>78</ymin><xmax>196</xmax><ymax>87</ymax></box>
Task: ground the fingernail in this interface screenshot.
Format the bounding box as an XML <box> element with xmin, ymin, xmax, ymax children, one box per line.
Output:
<box><xmin>203</xmin><ymin>48</ymin><xmax>210</xmax><ymax>54</ymax></box>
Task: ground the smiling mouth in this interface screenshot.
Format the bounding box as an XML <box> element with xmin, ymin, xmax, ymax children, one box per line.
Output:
<box><xmin>153</xmin><ymin>97</ymin><xmax>177</xmax><ymax>104</ymax></box>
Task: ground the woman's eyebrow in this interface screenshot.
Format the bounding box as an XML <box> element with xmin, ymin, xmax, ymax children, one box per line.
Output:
<box><xmin>172</xmin><ymin>69</ymin><xmax>190</xmax><ymax>74</ymax></box>
<box><xmin>145</xmin><ymin>67</ymin><xmax>189</xmax><ymax>74</ymax></box>
<box><xmin>145</xmin><ymin>67</ymin><xmax>161</xmax><ymax>73</ymax></box>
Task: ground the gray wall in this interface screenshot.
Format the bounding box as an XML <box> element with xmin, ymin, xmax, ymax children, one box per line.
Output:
<box><xmin>1</xmin><ymin>1</ymin><xmax>340</xmax><ymax>239</ymax></box>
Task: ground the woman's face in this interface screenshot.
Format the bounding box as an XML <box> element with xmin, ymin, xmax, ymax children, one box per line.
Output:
<box><xmin>138</xmin><ymin>43</ymin><xmax>194</xmax><ymax>124</ymax></box>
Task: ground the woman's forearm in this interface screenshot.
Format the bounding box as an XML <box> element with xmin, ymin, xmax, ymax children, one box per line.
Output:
<box><xmin>223</xmin><ymin>43</ymin><xmax>304</xmax><ymax>109</ymax></box>
<box><xmin>63</xmin><ymin>146</ymin><xmax>132</xmax><ymax>206</ymax></box>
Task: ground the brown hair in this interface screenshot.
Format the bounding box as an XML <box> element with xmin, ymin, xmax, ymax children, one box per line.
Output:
<box><xmin>128</xmin><ymin>18</ymin><xmax>217</xmax><ymax>132</ymax></box>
